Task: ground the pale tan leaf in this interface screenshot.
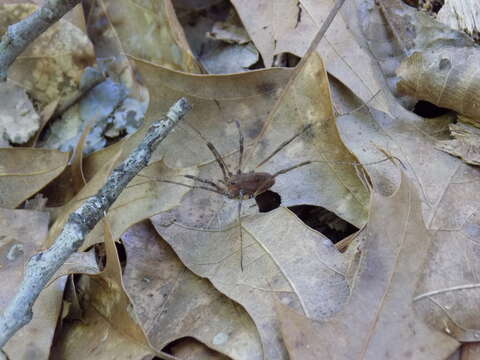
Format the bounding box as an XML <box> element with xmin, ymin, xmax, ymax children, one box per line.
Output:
<box><xmin>122</xmin><ymin>221</ymin><xmax>262</xmax><ymax>360</ymax></box>
<box><xmin>1</xmin><ymin>209</ymin><xmax>65</xmax><ymax>360</ymax></box>
<box><xmin>128</xmin><ymin>51</ymin><xmax>367</xmax><ymax>359</ymax></box>
<box><xmin>0</xmin><ymin>148</ymin><xmax>69</xmax><ymax>208</ymax></box>
<box><xmin>153</xmin><ymin>207</ymin><xmax>349</xmax><ymax>359</ymax></box>
<box><xmin>49</xmin><ymin>249</ymin><xmax>100</xmax><ymax>285</ymax></box>
<box><xmin>334</xmin><ymin>71</ymin><xmax>480</xmax><ymax>349</ymax></box>
<box><xmin>277</xmin><ymin>174</ymin><xmax>458</xmax><ymax>360</ymax></box>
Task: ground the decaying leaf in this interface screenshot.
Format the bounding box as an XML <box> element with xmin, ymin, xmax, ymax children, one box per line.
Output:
<box><xmin>0</xmin><ymin>4</ymin><xmax>95</xmax><ymax>108</ymax></box>
<box><xmin>437</xmin><ymin>0</ymin><xmax>480</xmax><ymax>41</ymax></box>
<box><xmin>0</xmin><ymin>81</ymin><xmax>40</xmax><ymax>144</ymax></box>
<box><xmin>435</xmin><ymin>122</ymin><xmax>480</xmax><ymax>165</ymax></box>
<box><xmin>396</xmin><ymin>46</ymin><xmax>480</xmax><ymax>121</ymax></box>
<box><xmin>277</xmin><ymin>173</ymin><xmax>458</xmax><ymax>360</ymax></box>
<box><xmin>0</xmin><ymin>148</ymin><xmax>69</xmax><ymax>208</ymax></box>
<box><xmin>51</xmin><ymin>220</ymin><xmax>157</xmax><ymax>359</ymax></box>
<box><xmin>378</xmin><ymin>0</ymin><xmax>475</xmax><ymax>54</ymax></box>
<box><xmin>1</xmin><ymin>208</ymin><xmax>65</xmax><ymax>360</ymax></box>
<box><xmin>122</xmin><ymin>221</ymin><xmax>262</xmax><ymax>360</ymax></box>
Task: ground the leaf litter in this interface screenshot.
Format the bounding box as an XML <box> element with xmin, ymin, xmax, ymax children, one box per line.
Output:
<box><xmin>4</xmin><ymin>0</ymin><xmax>480</xmax><ymax>358</ymax></box>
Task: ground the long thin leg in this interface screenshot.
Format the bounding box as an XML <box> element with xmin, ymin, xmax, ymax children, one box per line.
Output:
<box><xmin>256</xmin><ymin>124</ymin><xmax>312</xmax><ymax>169</ymax></box>
<box><xmin>183</xmin><ymin>123</ymin><xmax>233</xmax><ymax>181</ymax></box>
<box><xmin>238</xmin><ymin>189</ymin><xmax>244</xmax><ymax>271</ymax></box>
<box><xmin>271</xmin><ymin>161</ymin><xmax>312</xmax><ymax>178</ymax></box>
<box><xmin>184</xmin><ymin>175</ymin><xmax>224</xmax><ymax>193</ymax></box>
<box><xmin>136</xmin><ymin>174</ymin><xmax>226</xmax><ymax>196</ymax></box>
<box><xmin>235</xmin><ymin>120</ymin><xmax>244</xmax><ymax>174</ymax></box>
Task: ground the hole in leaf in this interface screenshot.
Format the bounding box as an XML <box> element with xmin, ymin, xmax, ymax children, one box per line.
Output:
<box><xmin>413</xmin><ymin>100</ymin><xmax>450</xmax><ymax>118</ymax></box>
<box><xmin>255</xmin><ymin>190</ymin><xmax>281</xmax><ymax>212</ymax></box>
<box><xmin>288</xmin><ymin>205</ymin><xmax>358</xmax><ymax>243</ymax></box>
<box><xmin>160</xmin><ymin>337</ymin><xmax>229</xmax><ymax>359</ymax></box>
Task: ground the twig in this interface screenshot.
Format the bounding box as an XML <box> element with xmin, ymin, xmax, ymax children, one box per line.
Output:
<box><xmin>0</xmin><ymin>0</ymin><xmax>81</xmax><ymax>82</ymax></box>
<box><xmin>0</xmin><ymin>98</ymin><xmax>191</xmax><ymax>348</ymax></box>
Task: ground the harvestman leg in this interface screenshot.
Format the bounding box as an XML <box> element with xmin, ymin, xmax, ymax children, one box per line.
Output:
<box><xmin>238</xmin><ymin>189</ymin><xmax>244</xmax><ymax>271</ymax></box>
<box><xmin>271</xmin><ymin>161</ymin><xmax>312</xmax><ymax>178</ymax></box>
<box><xmin>183</xmin><ymin>174</ymin><xmax>225</xmax><ymax>193</ymax></box>
<box><xmin>187</xmin><ymin>123</ymin><xmax>233</xmax><ymax>182</ymax></box>
<box><xmin>137</xmin><ymin>175</ymin><xmax>226</xmax><ymax>196</ymax></box>
<box><xmin>256</xmin><ymin>124</ymin><xmax>312</xmax><ymax>168</ymax></box>
<box><xmin>235</xmin><ymin>120</ymin><xmax>244</xmax><ymax>174</ymax></box>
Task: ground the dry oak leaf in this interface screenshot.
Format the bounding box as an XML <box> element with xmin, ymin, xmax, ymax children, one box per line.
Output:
<box><xmin>122</xmin><ymin>221</ymin><xmax>262</xmax><ymax>360</ymax></box>
<box><xmin>0</xmin><ymin>209</ymin><xmax>65</xmax><ymax>360</ymax></box>
<box><xmin>51</xmin><ymin>220</ymin><xmax>158</xmax><ymax>359</ymax></box>
<box><xmin>125</xmin><ymin>53</ymin><xmax>369</xmax><ymax>359</ymax></box>
<box><xmin>0</xmin><ymin>148</ymin><xmax>69</xmax><ymax>208</ymax></box>
<box><xmin>277</xmin><ymin>173</ymin><xmax>458</xmax><ymax>360</ymax></box>
<box><xmin>435</xmin><ymin>122</ymin><xmax>480</xmax><ymax>166</ymax></box>
<box><xmin>333</xmin><ymin>71</ymin><xmax>480</xmax><ymax>344</ymax></box>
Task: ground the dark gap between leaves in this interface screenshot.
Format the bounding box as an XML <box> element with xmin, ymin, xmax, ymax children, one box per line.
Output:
<box><xmin>255</xmin><ymin>191</ymin><xmax>358</xmax><ymax>244</ymax></box>
<box><xmin>84</xmin><ymin>240</ymin><xmax>127</xmax><ymax>273</ymax></box>
<box><xmin>289</xmin><ymin>205</ymin><xmax>358</xmax><ymax>244</ymax></box>
<box><xmin>413</xmin><ymin>100</ymin><xmax>450</xmax><ymax>118</ymax></box>
<box><xmin>160</xmin><ymin>336</ymin><xmax>229</xmax><ymax>359</ymax></box>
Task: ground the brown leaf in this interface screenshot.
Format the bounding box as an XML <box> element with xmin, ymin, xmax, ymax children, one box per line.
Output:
<box><xmin>0</xmin><ymin>148</ymin><xmax>69</xmax><ymax>208</ymax></box>
<box><xmin>51</xmin><ymin>220</ymin><xmax>157</xmax><ymax>359</ymax></box>
<box><xmin>153</xmin><ymin>206</ymin><xmax>349</xmax><ymax>359</ymax></box>
<box><xmin>122</xmin><ymin>221</ymin><xmax>262</xmax><ymax>360</ymax></box>
<box><xmin>0</xmin><ymin>208</ymin><xmax>64</xmax><ymax>360</ymax></box>
<box><xmin>334</xmin><ymin>69</ymin><xmax>480</xmax><ymax>344</ymax></box>
<box><xmin>277</xmin><ymin>173</ymin><xmax>458</xmax><ymax>360</ymax></box>
<box><xmin>129</xmin><ymin>52</ymin><xmax>367</xmax><ymax>359</ymax></box>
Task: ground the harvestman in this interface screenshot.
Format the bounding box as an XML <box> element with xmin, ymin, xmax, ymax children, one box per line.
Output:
<box><xmin>145</xmin><ymin>121</ymin><xmax>388</xmax><ymax>270</ymax></box>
